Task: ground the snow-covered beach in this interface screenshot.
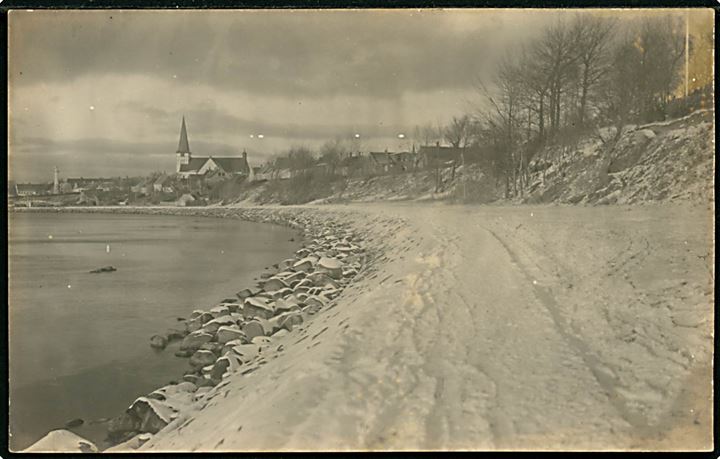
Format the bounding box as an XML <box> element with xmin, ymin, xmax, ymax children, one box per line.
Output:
<box><xmin>18</xmin><ymin>202</ymin><xmax>713</xmax><ymax>451</ymax></box>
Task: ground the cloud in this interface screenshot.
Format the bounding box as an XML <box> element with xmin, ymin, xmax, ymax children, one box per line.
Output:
<box><xmin>9</xmin><ymin>9</ymin><xmax>556</xmax><ymax>99</ymax></box>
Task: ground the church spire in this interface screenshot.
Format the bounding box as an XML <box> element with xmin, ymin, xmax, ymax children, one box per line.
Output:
<box><xmin>177</xmin><ymin>116</ymin><xmax>191</xmax><ymax>153</ymax></box>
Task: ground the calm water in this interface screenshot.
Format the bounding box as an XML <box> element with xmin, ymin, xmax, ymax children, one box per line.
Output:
<box><xmin>8</xmin><ymin>212</ymin><xmax>300</xmax><ymax>451</ymax></box>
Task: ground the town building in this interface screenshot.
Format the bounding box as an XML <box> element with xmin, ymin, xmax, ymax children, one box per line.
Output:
<box><xmin>153</xmin><ymin>175</ymin><xmax>174</xmax><ymax>193</ymax></box>
<box><xmin>175</xmin><ymin>117</ymin><xmax>250</xmax><ymax>179</ymax></box>
<box><xmin>14</xmin><ymin>183</ymin><xmax>52</xmax><ymax>196</ymax></box>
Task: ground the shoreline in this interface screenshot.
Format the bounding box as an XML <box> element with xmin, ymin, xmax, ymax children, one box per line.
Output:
<box><xmin>19</xmin><ymin>205</ymin><xmax>384</xmax><ymax>452</ymax></box>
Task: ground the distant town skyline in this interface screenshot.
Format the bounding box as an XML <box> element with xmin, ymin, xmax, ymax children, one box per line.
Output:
<box><xmin>9</xmin><ymin>8</ymin><xmax>708</xmax><ymax>182</ymax></box>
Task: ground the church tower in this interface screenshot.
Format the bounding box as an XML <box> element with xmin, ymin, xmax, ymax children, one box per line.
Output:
<box><xmin>176</xmin><ymin>116</ymin><xmax>191</xmax><ymax>173</ymax></box>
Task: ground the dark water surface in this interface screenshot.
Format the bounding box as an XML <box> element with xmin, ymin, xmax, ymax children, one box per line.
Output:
<box><xmin>8</xmin><ymin>212</ymin><xmax>300</xmax><ymax>450</ymax></box>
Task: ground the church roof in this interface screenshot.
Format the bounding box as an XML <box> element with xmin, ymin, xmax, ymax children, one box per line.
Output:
<box><xmin>212</xmin><ymin>157</ymin><xmax>250</xmax><ymax>174</ymax></box>
<box><xmin>177</xmin><ymin>116</ymin><xmax>191</xmax><ymax>153</ymax></box>
<box><xmin>178</xmin><ymin>156</ymin><xmax>249</xmax><ymax>175</ymax></box>
<box><xmin>178</xmin><ymin>157</ymin><xmax>207</xmax><ymax>173</ymax></box>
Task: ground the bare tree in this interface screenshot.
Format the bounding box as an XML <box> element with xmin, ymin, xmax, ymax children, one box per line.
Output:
<box><xmin>530</xmin><ymin>20</ymin><xmax>582</xmax><ymax>137</ymax></box>
<box><xmin>572</xmin><ymin>15</ymin><xmax>615</xmax><ymax>127</ymax></box>
<box><xmin>413</xmin><ymin>123</ymin><xmax>443</xmax><ymax>147</ymax></box>
<box><xmin>476</xmin><ymin>56</ymin><xmax>526</xmax><ymax>197</ymax></box>
<box><xmin>443</xmin><ymin>115</ymin><xmax>473</xmax><ymax>148</ymax></box>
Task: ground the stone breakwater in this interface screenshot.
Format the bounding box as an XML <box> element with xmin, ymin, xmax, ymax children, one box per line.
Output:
<box><xmin>16</xmin><ymin>206</ymin><xmax>381</xmax><ymax>452</ymax></box>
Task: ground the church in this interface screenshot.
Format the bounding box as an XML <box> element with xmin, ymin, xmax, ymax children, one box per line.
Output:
<box><xmin>175</xmin><ymin>117</ymin><xmax>250</xmax><ymax>179</ymax></box>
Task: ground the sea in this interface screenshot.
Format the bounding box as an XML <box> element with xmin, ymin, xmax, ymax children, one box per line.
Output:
<box><xmin>8</xmin><ymin>211</ymin><xmax>300</xmax><ymax>451</ymax></box>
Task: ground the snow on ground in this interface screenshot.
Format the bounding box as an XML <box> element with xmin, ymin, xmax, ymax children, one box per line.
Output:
<box><xmin>142</xmin><ymin>202</ymin><xmax>713</xmax><ymax>451</ymax></box>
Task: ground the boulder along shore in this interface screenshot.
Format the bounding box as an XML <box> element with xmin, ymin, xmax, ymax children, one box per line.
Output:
<box><xmin>17</xmin><ymin>205</ymin><xmax>393</xmax><ymax>452</ymax></box>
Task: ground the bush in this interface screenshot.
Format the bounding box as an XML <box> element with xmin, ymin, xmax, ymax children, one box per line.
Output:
<box><xmin>257</xmin><ymin>170</ymin><xmax>345</xmax><ymax>205</ymax></box>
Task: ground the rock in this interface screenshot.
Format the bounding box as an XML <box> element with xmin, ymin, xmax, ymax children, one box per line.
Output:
<box><xmin>201</xmin><ymin>321</ymin><xmax>221</xmax><ymax>334</ymax></box>
<box><xmin>194</xmin><ymin>387</ymin><xmax>212</xmax><ymax>400</ymax></box>
<box><xmin>228</xmin><ymin>343</ymin><xmax>260</xmax><ymax>363</ymax></box>
<box><xmin>293</xmin><ymin>257</ymin><xmax>317</xmax><ymax>273</ymax></box>
<box><xmin>236</xmin><ymin>288</ymin><xmax>255</xmax><ymax>300</ymax></box>
<box><xmin>174</xmin><ymin>381</ymin><xmax>198</xmax><ymax>393</ymax></box>
<box><xmin>279</xmin><ymin>258</ymin><xmax>297</xmax><ymax>270</ymax></box>
<box><xmin>189</xmin><ymin>349</ymin><xmax>217</xmax><ymax>369</ymax></box>
<box><xmin>216</xmin><ymin>325</ymin><xmax>245</xmax><ymax>344</ymax></box>
<box><xmin>107</xmin><ymin>412</ymin><xmax>139</xmax><ymax>443</ymax></box>
<box><xmin>251</xmin><ymin>335</ymin><xmax>272</xmax><ymax>345</ymax></box>
<box><xmin>278</xmin><ymin>311</ymin><xmax>304</xmax><ymax>331</ymax></box>
<box><xmin>221</xmin><ymin>338</ymin><xmax>247</xmax><ymax>354</ymax></box>
<box><xmin>210</xmin><ymin>353</ymin><xmax>242</xmax><ymax>380</ymax></box>
<box><xmin>128</xmin><ymin>397</ymin><xmax>174</xmax><ymax>434</ymax></box>
<box><xmin>317</xmin><ymin>257</ymin><xmax>344</xmax><ymax>279</ymax></box>
<box><xmin>243</xmin><ymin>319</ymin><xmax>272</xmax><ymax>340</ymax></box>
<box><xmin>294</xmin><ymin>278</ymin><xmax>314</xmax><ymax>291</ymax></box>
<box><xmin>272</xmin><ymin>329</ymin><xmax>290</xmax><ymax>338</ymax></box>
<box><xmin>182</xmin><ymin>373</ymin><xmax>202</xmax><ymax>385</ymax></box>
<box><xmin>180</xmin><ymin>331</ymin><xmax>214</xmax><ymax>351</ymax></box>
<box><xmin>146</xmin><ymin>389</ymin><xmax>166</xmax><ymax>401</ymax></box>
<box><xmin>198</xmin><ymin>312</ymin><xmax>214</xmax><ymax>324</ymax></box>
<box><xmin>210</xmin><ymin>357</ymin><xmax>230</xmax><ymax>381</ymax></box>
<box><xmin>274</xmin><ymin>298</ymin><xmax>301</xmax><ymax>314</ymax></box>
<box><xmin>243</xmin><ymin>297</ymin><xmax>275</xmax><ymax>320</ymax></box>
<box><xmin>323</xmin><ymin>287</ymin><xmax>341</xmax><ymax>299</ymax></box>
<box><xmin>284</xmin><ymin>271</ymin><xmax>306</xmax><ymax>286</ymax></box>
<box><xmin>196</xmin><ymin>377</ymin><xmax>215</xmax><ymax>388</ymax></box>
<box><xmin>89</xmin><ymin>265</ymin><xmax>117</xmax><ymax>274</ymax></box>
<box><xmin>304</xmin><ymin>295</ymin><xmax>327</xmax><ymax>311</ymax></box>
<box><xmin>149</xmin><ymin>335</ymin><xmax>168</xmax><ymax>350</ymax></box>
<box><xmin>199</xmin><ymin>341</ymin><xmax>224</xmax><ymax>356</ymax></box>
<box><xmin>342</xmin><ymin>268</ymin><xmax>358</xmax><ymax>278</ymax></box>
<box><xmin>209</xmin><ymin>305</ymin><xmax>230</xmax><ymax>318</ymax></box>
<box><xmin>220</xmin><ymin>298</ymin><xmax>238</xmax><ymax>304</ymax></box>
<box><xmin>207</xmin><ymin>315</ymin><xmax>237</xmax><ymax>326</ymax></box>
<box><xmin>24</xmin><ymin>429</ymin><xmax>99</xmax><ymax>453</ymax></box>
<box><xmin>262</xmin><ymin>277</ymin><xmax>290</xmax><ymax>292</ymax></box>
<box><xmin>64</xmin><ymin>418</ymin><xmax>84</xmax><ymax>429</ymax></box>
<box><xmin>296</xmin><ymin>292</ymin><xmax>310</xmax><ymax>303</ymax></box>
<box><xmin>165</xmin><ymin>328</ymin><xmax>187</xmax><ymax>341</ymax></box>
<box><xmin>307</xmin><ymin>272</ymin><xmax>340</xmax><ymax>289</ymax></box>
<box><xmin>186</xmin><ymin>318</ymin><xmax>202</xmax><ymax>333</ymax></box>
<box><xmin>267</xmin><ymin>287</ymin><xmax>294</xmax><ymax>300</ymax></box>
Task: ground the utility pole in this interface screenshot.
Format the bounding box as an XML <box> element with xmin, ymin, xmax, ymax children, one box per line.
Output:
<box><xmin>53</xmin><ymin>166</ymin><xmax>59</xmax><ymax>195</ymax></box>
<box><xmin>685</xmin><ymin>9</ymin><xmax>690</xmax><ymax>98</ymax></box>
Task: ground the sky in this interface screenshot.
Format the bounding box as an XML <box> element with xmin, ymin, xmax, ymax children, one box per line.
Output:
<box><xmin>7</xmin><ymin>8</ymin><xmax>711</xmax><ymax>182</ymax></box>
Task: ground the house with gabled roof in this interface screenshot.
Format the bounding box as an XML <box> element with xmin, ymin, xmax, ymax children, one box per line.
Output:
<box><xmin>15</xmin><ymin>183</ymin><xmax>51</xmax><ymax>196</ymax></box>
<box><xmin>175</xmin><ymin>117</ymin><xmax>250</xmax><ymax>179</ymax></box>
<box><xmin>419</xmin><ymin>143</ymin><xmax>463</xmax><ymax>169</ymax></box>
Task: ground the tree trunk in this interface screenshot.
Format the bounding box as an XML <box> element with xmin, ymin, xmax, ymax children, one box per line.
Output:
<box><xmin>579</xmin><ymin>62</ymin><xmax>590</xmax><ymax>127</ymax></box>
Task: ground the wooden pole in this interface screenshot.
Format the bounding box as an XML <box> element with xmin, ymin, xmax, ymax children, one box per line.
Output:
<box><xmin>685</xmin><ymin>10</ymin><xmax>690</xmax><ymax>97</ymax></box>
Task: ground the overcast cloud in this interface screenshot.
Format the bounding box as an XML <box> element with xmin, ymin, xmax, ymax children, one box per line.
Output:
<box><xmin>8</xmin><ymin>8</ymin><xmax>647</xmax><ymax>181</ymax></box>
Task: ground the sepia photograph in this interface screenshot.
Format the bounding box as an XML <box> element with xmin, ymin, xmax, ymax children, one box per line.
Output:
<box><xmin>6</xmin><ymin>7</ymin><xmax>715</xmax><ymax>452</ymax></box>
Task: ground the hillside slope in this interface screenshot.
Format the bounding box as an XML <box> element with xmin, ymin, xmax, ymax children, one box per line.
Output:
<box><xmin>231</xmin><ymin>109</ymin><xmax>713</xmax><ymax>207</ymax></box>
<box><xmin>523</xmin><ymin>109</ymin><xmax>714</xmax><ymax>205</ymax></box>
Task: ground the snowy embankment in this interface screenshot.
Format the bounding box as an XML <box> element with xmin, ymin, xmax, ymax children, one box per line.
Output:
<box><xmin>21</xmin><ymin>203</ymin><xmax>713</xmax><ymax>451</ymax></box>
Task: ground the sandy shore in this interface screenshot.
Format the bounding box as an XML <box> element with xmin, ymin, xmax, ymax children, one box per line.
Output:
<box><xmin>17</xmin><ymin>202</ymin><xmax>713</xmax><ymax>451</ymax></box>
